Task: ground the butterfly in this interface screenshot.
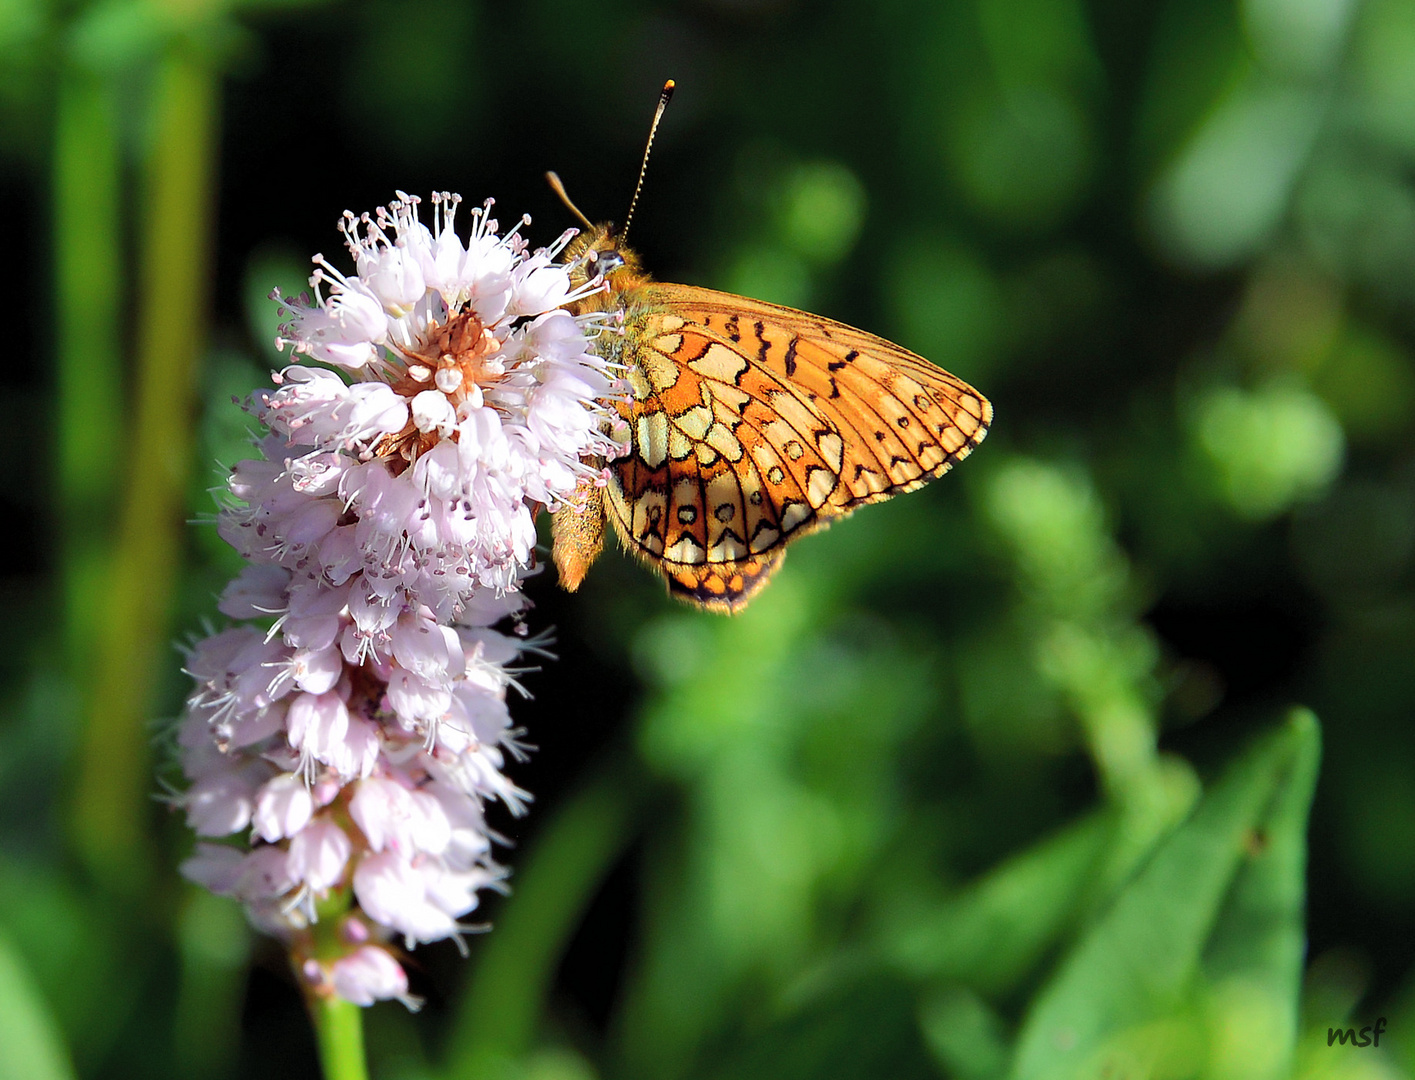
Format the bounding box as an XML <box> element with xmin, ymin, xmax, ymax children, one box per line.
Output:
<box><xmin>548</xmin><ymin>84</ymin><xmax>991</xmax><ymax>614</ymax></box>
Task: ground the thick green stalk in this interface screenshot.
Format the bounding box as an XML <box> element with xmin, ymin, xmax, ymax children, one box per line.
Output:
<box><xmin>53</xmin><ymin>67</ymin><xmax>123</xmax><ymax>680</ymax></box>
<box><xmin>72</xmin><ymin>48</ymin><xmax>218</xmax><ymax>891</ymax></box>
<box><xmin>311</xmin><ymin>996</ymin><xmax>369</xmax><ymax>1080</ymax></box>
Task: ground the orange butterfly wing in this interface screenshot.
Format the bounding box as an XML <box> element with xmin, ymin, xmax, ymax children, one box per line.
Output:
<box><xmin>601</xmin><ymin>284</ymin><xmax>992</xmax><ymax>612</ymax></box>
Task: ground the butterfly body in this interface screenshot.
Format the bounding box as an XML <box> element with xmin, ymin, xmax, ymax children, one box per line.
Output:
<box><xmin>552</xmin><ymin>224</ymin><xmax>992</xmax><ymax>612</ymax></box>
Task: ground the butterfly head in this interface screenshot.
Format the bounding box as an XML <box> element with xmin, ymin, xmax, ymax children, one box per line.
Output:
<box><xmin>562</xmin><ymin>223</ymin><xmax>645</xmax><ymax>295</ymax></box>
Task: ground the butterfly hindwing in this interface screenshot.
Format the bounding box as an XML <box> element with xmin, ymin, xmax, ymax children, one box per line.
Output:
<box><xmin>663</xmin><ymin>552</ymin><xmax>785</xmax><ymax>612</ymax></box>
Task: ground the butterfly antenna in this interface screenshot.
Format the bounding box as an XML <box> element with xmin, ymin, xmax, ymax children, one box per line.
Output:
<box><xmin>622</xmin><ymin>79</ymin><xmax>675</xmax><ymax>242</ymax></box>
<box><xmin>546</xmin><ymin>171</ymin><xmax>594</xmax><ymax>231</ymax></box>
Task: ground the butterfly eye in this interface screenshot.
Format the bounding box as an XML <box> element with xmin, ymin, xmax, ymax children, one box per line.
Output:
<box><xmin>594</xmin><ymin>251</ymin><xmax>626</xmax><ymax>277</ymax></box>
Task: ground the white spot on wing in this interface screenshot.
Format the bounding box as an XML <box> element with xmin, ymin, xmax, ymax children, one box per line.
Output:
<box><xmin>637</xmin><ymin>412</ymin><xmax>669</xmax><ymax>468</ymax></box>
<box><xmin>669</xmin><ymin>427</ymin><xmax>693</xmax><ymax>461</ymax></box>
<box><xmin>817</xmin><ymin>431</ymin><xmax>844</xmax><ymax>471</ymax></box>
<box><xmin>676</xmin><ymin>405</ymin><xmax>713</xmax><ymax>440</ymax></box>
<box><xmin>806</xmin><ymin>467</ymin><xmax>835</xmax><ymax>507</ymax></box>
<box><xmin>780</xmin><ymin>501</ymin><xmax>811</xmax><ymax>533</ymax></box>
<box><xmin>705</xmin><ymin>473</ymin><xmax>740</xmax><ymax>526</ymax></box>
<box><xmin>705</xmin><ymin>423</ymin><xmax>744</xmax><ymax>462</ymax></box>
<box><xmin>708</xmin><ymin>534</ymin><xmax>748</xmax><ymax>562</ymax></box>
<box><xmin>642</xmin><ymin>349</ymin><xmax>681</xmax><ymax>392</ymax></box>
<box><xmin>627</xmin><ymin>367</ymin><xmax>652</xmax><ymax>402</ymax></box>
<box><xmin>665</xmin><ymin>534</ymin><xmax>705</xmax><ymax>564</ymax></box>
<box><xmin>749</xmin><ymin>525</ymin><xmax>781</xmax><ymax>553</ymax></box>
<box><xmin>688</xmin><ymin>343</ymin><xmax>750</xmax><ymax>383</ymax></box>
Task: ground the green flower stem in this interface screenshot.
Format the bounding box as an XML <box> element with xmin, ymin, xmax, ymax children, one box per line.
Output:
<box><xmin>311</xmin><ymin>995</ymin><xmax>369</xmax><ymax>1080</ymax></box>
<box><xmin>72</xmin><ymin>47</ymin><xmax>218</xmax><ymax>891</ymax></box>
<box><xmin>445</xmin><ymin>761</ymin><xmax>642</xmax><ymax>1078</ymax></box>
<box><xmin>53</xmin><ymin>65</ymin><xmax>123</xmax><ymax>679</ymax></box>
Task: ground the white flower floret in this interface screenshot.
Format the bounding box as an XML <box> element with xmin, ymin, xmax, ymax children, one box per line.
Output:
<box><xmin>329</xmin><ymin>946</ymin><xmax>412</xmax><ymax>1008</ymax></box>
<box><xmin>252</xmin><ymin>773</ymin><xmax>314</xmax><ymax>842</ymax></box>
<box><xmin>287</xmin><ymin>820</ymin><xmax>353</xmax><ymax>893</ymax></box>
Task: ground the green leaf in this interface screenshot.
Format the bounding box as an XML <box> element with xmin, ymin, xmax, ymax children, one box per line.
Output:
<box><xmin>882</xmin><ymin>811</ymin><xmax>1114</xmax><ymax>994</ymax></box>
<box><xmin>1199</xmin><ymin>710</ymin><xmax>1319</xmax><ymax>1080</ymax></box>
<box><xmin>1010</xmin><ymin>709</ymin><xmax>1320</xmax><ymax>1080</ymax></box>
<box><xmin>0</xmin><ymin>863</ymin><xmax>127</xmax><ymax>1070</ymax></box>
<box><xmin>918</xmin><ymin>986</ymin><xmax>1010</xmax><ymax>1080</ymax></box>
<box><xmin>0</xmin><ymin>929</ymin><xmax>76</xmax><ymax>1080</ymax></box>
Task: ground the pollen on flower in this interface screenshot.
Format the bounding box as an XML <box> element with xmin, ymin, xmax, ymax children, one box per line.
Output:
<box><xmin>173</xmin><ymin>192</ymin><xmax>617</xmax><ymax>1009</ymax></box>
<box><xmin>373</xmin><ymin>310</ymin><xmax>508</xmax><ymax>464</ymax></box>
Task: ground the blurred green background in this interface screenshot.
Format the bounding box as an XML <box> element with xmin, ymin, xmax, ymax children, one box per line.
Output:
<box><xmin>3</xmin><ymin>0</ymin><xmax>1415</xmax><ymax>1077</ymax></box>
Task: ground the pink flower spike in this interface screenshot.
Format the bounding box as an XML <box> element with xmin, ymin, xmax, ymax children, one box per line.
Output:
<box><xmin>174</xmin><ymin>192</ymin><xmax>610</xmax><ymax>1002</ymax></box>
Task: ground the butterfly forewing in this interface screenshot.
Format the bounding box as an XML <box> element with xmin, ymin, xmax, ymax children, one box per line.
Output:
<box><xmin>595</xmin><ymin>284</ymin><xmax>991</xmax><ymax>610</ymax></box>
<box><xmin>689</xmin><ymin>301</ymin><xmax>987</xmax><ymax>505</ymax></box>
